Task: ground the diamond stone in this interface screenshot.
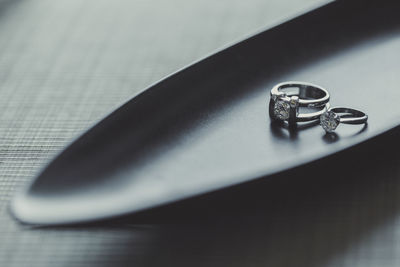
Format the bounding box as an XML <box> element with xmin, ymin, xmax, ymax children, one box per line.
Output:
<box><xmin>320</xmin><ymin>110</ymin><xmax>339</xmax><ymax>133</ymax></box>
<box><xmin>273</xmin><ymin>99</ymin><xmax>290</xmax><ymax>120</ymax></box>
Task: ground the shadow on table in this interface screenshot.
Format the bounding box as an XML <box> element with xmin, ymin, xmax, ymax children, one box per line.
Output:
<box><xmin>35</xmin><ymin>126</ymin><xmax>400</xmax><ymax>267</ymax></box>
<box><xmin>270</xmin><ymin>120</ymin><xmax>320</xmax><ymax>141</ymax></box>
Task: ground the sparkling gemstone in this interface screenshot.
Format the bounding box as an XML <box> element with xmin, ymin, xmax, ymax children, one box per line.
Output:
<box><xmin>273</xmin><ymin>99</ymin><xmax>290</xmax><ymax>120</ymax></box>
<box><xmin>320</xmin><ymin>111</ymin><xmax>339</xmax><ymax>133</ymax></box>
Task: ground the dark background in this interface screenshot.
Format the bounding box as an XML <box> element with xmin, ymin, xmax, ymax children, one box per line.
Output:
<box><xmin>2</xmin><ymin>0</ymin><xmax>400</xmax><ymax>266</ymax></box>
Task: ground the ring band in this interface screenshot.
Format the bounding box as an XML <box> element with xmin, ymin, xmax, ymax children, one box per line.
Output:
<box><xmin>320</xmin><ymin>107</ymin><xmax>368</xmax><ymax>133</ymax></box>
<box><xmin>269</xmin><ymin>81</ymin><xmax>330</xmax><ymax>124</ymax></box>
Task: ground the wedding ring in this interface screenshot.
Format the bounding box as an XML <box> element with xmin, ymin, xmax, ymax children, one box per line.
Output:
<box><xmin>320</xmin><ymin>107</ymin><xmax>368</xmax><ymax>133</ymax></box>
<box><xmin>269</xmin><ymin>81</ymin><xmax>330</xmax><ymax>125</ymax></box>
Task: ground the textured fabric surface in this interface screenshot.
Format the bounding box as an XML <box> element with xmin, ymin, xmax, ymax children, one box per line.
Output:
<box><xmin>3</xmin><ymin>0</ymin><xmax>400</xmax><ymax>266</ymax></box>
<box><xmin>0</xmin><ymin>1</ymin><xmax>323</xmax><ymax>266</ymax></box>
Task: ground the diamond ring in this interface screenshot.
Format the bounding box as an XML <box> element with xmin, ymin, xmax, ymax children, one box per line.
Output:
<box><xmin>320</xmin><ymin>107</ymin><xmax>368</xmax><ymax>133</ymax></box>
<box><xmin>269</xmin><ymin>81</ymin><xmax>330</xmax><ymax>125</ymax></box>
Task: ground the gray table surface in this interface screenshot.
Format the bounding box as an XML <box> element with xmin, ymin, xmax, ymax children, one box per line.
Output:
<box><xmin>2</xmin><ymin>0</ymin><xmax>400</xmax><ymax>266</ymax></box>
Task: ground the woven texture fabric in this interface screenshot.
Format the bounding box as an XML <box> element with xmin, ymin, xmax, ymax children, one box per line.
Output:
<box><xmin>3</xmin><ymin>0</ymin><xmax>400</xmax><ymax>266</ymax></box>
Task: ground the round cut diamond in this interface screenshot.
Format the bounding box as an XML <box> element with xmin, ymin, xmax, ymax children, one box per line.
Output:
<box><xmin>320</xmin><ymin>111</ymin><xmax>339</xmax><ymax>133</ymax></box>
<box><xmin>273</xmin><ymin>99</ymin><xmax>290</xmax><ymax>120</ymax></box>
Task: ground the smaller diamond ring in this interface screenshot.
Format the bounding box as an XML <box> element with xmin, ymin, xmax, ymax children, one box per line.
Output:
<box><xmin>269</xmin><ymin>81</ymin><xmax>330</xmax><ymax>125</ymax></box>
<box><xmin>320</xmin><ymin>107</ymin><xmax>368</xmax><ymax>133</ymax></box>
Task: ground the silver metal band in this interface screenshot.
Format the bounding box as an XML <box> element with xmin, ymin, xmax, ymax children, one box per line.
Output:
<box><xmin>297</xmin><ymin>103</ymin><xmax>330</xmax><ymax>122</ymax></box>
<box><xmin>269</xmin><ymin>81</ymin><xmax>330</xmax><ymax>124</ymax></box>
<box><xmin>320</xmin><ymin>107</ymin><xmax>368</xmax><ymax>133</ymax></box>
<box><xmin>333</xmin><ymin>107</ymin><xmax>368</xmax><ymax>124</ymax></box>
<box><xmin>270</xmin><ymin>81</ymin><xmax>330</xmax><ymax>107</ymax></box>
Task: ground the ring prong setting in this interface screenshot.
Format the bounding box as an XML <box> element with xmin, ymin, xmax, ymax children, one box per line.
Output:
<box><xmin>289</xmin><ymin>96</ymin><xmax>299</xmax><ymax>108</ymax></box>
<box><xmin>320</xmin><ymin>110</ymin><xmax>340</xmax><ymax>133</ymax></box>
